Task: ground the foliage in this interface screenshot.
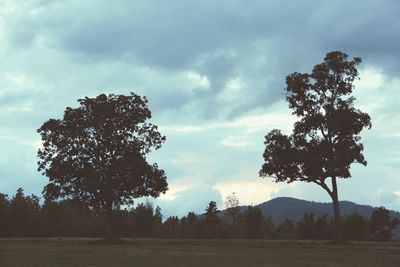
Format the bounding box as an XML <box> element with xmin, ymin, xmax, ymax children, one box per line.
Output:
<box><xmin>244</xmin><ymin>206</ymin><xmax>273</xmax><ymax>238</ymax></box>
<box><xmin>1</xmin><ymin>188</ymin><xmax>399</xmax><ymax>241</ymax></box>
<box><xmin>205</xmin><ymin>201</ymin><xmax>220</xmax><ymax>238</ymax></box>
<box><xmin>37</xmin><ymin>93</ymin><xmax>168</xmax><ymax>214</ymax></box>
<box><xmin>274</xmin><ymin>218</ymin><xmax>297</xmax><ymax>239</ymax></box>
<box><xmin>259</xmin><ymin>51</ymin><xmax>371</xmax><ymax>240</ymax></box>
<box><xmin>369</xmin><ymin>207</ymin><xmax>400</xmax><ymax>241</ymax></box>
<box><xmin>342</xmin><ymin>213</ymin><xmax>369</xmax><ymax>241</ymax></box>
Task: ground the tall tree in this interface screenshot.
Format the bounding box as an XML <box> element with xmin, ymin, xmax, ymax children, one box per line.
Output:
<box><xmin>343</xmin><ymin>213</ymin><xmax>369</xmax><ymax>241</ymax></box>
<box><xmin>259</xmin><ymin>51</ymin><xmax>371</xmax><ymax>240</ymax></box>
<box><xmin>297</xmin><ymin>213</ymin><xmax>316</xmax><ymax>240</ymax></box>
<box><xmin>37</xmin><ymin>93</ymin><xmax>168</xmax><ymax>231</ymax></box>
<box><xmin>205</xmin><ymin>201</ymin><xmax>220</xmax><ymax>238</ymax></box>
<box><xmin>244</xmin><ymin>206</ymin><xmax>264</xmax><ymax>238</ymax></box>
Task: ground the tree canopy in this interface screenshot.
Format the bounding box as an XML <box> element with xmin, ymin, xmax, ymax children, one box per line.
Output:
<box><xmin>37</xmin><ymin>93</ymin><xmax>168</xmax><ymax>214</ymax></box>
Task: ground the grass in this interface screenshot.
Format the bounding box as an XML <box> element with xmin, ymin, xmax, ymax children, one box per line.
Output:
<box><xmin>0</xmin><ymin>238</ymin><xmax>399</xmax><ymax>266</ymax></box>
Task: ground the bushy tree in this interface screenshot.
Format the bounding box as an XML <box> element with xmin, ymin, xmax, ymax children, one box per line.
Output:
<box><xmin>8</xmin><ymin>188</ymin><xmax>40</xmax><ymax>236</ymax></box>
<box><xmin>259</xmin><ymin>52</ymin><xmax>371</xmax><ymax>240</ymax></box>
<box><xmin>369</xmin><ymin>207</ymin><xmax>399</xmax><ymax>241</ymax></box>
<box><xmin>314</xmin><ymin>214</ymin><xmax>332</xmax><ymax>240</ymax></box>
<box><xmin>297</xmin><ymin>213</ymin><xmax>316</xmax><ymax>239</ymax></box>
<box><xmin>244</xmin><ymin>206</ymin><xmax>264</xmax><ymax>238</ymax></box>
<box><xmin>161</xmin><ymin>216</ymin><xmax>180</xmax><ymax>239</ymax></box>
<box><xmin>181</xmin><ymin>212</ymin><xmax>204</xmax><ymax>239</ymax></box>
<box><xmin>274</xmin><ymin>218</ymin><xmax>297</xmax><ymax>240</ymax></box>
<box><xmin>37</xmin><ymin>93</ymin><xmax>168</xmax><ymax>232</ymax></box>
<box><xmin>343</xmin><ymin>213</ymin><xmax>369</xmax><ymax>241</ymax></box>
<box><xmin>133</xmin><ymin>202</ymin><xmax>154</xmax><ymax>238</ymax></box>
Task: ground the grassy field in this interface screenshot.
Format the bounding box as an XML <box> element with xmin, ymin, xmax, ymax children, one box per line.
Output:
<box><xmin>0</xmin><ymin>238</ymin><xmax>399</xmax><ymax>267</ymax></box>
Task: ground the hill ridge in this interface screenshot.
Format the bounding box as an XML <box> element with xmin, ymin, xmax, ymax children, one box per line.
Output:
<box><xmin>220</xmin><ymin>197</ymin><xmax>400</xmax><ymax>226</ymax></box>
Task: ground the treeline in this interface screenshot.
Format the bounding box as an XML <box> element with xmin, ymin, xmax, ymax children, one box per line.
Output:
<box><xmin>0</xmin><ymin>188</ymin><xmax>398</xmax><ymax>241</ymax></box>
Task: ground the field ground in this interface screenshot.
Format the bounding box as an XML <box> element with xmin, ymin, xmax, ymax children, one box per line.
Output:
<box><xmin>0</xmin><ymin>238</ymin><xmax>399</xmax><ymax>267</ymax></box>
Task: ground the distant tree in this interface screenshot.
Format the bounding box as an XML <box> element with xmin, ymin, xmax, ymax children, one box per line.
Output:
<box><xmin>37</xmin><ymin>93</ymin><xmax>168</xmax><ymax>234</ymax></box>
<box><xmin>314</xmin><ymin>214</ymin><xmax>332</xmax><ymax>240</ymax></box>
<box><xmin>259</xmin><ymin>52</ymin><xmax>371</xmax><ymax>241</ymax></box>
<box><xmin>133</xmin><ymin>202</ymin><xmax>154</xmax><ymax>238</ymax></box>
<box><xmin>369</xmin><ymin>207</ymin><xmax>399</xmax><ymax>241</ymax></box>
<box><xmin>8</xmin><ymin>188</ymin><xmax>40</xmax><ymax>236</ymax></box>
<box><xmin>41</xmin><ymin>198</ymin><xmax>95</xmax><ymax>237</ymax></box>
<box><xmin>224</xmin><ymin>192</ymin><xmax>242</xmax><ymax>225</ymax></box>
<box><xmin>343</xmin><ymin>213</ymin><xmax>369</xmax><ymax>241</ymax></box>
<box><xmin>274</xmin><ymin>218</ymin><xmax>297</xmax><ymax>240</ymax></box>
<box><xmin>0</xmin><ymin>193</ymin><xmax>10</xmax><ymax>237</ymax></box>
<box><xmin>161</xmin><ymin>216</ymin><xmax>180</xmax><ymax>239</ymax></box>
<box><xmin>153</xmin><ymin>206</ymin><xmax>163</xmax><ymax>237</ymax></box>
<box><xmin>297</xmin><ymin>213</ymin><xmax>316</xmax><ymax>239</ymax></box>
<box><xmin>205</xmin><ymin>201</ymin><xmax>220</xmax><ymax>238</ymax></box>
<box><xmin>222</xmin><ymin>193</ymin><xmax>244</xmax><ymax>238</ymax></box>
<box><xmin>244</xmin><ymin>206</ymin><xmax>264</xmax><ymax>238</ymax></box>
<box><xmin>181</xmin><ymin>212</ymin><xmax>204</xmax><ymax>239</ymax></box>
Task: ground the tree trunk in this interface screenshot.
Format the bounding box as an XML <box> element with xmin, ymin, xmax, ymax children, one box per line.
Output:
<box><xmin>331</xmin><ymin>177</ymin><xmax>343</xmax><ymax>242</ymax></box>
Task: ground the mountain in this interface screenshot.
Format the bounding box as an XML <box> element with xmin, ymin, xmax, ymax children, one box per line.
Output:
<box><xmin>254</xmin><ymin>197</ymin><xmax>400</xmax><ymax>224</ymax></box>
<box><xmin>217</xmin><ymin>197</ymin><xmax>400</xmax><ymax>237</ymax></box>
<box><xmin>220</xmin><ymin>197</ymin><xmax>400</xmax><ymax>236</ymax></box>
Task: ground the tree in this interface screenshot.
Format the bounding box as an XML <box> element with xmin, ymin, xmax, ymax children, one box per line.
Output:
<box><xmin>37</xmin><ymin>93</ymin><xmax>168</xmax><ymax>231</ymax></box>
<box><xmin>181</xmin><ymin>212</ymin><xmax>203</xmax><ymax>239</ymax></box>
<box><xmin>343</xmin><ymin>213</ymin><xmax>369</xmax><ymax>241</ymax></box>
<box><xmin>224</xmin><ymin>192</ymin><xmax>242</xmax><ymax>225</ymax></box>
<box><xmin>297</xmin><ymin>212</ymin><xmax>316</xmax><ymax>239</ymax></box>
<box><xmin>244</xmin><ymin>206</ymin><xmax>264</xmax><ymax>238</ymax></box>
<box><xmin>314</xmin><ymin>214</ymin><xmax>332</xmax><ymax>240</ymax></box>
<box><xmin>161</xmin><ymin>216</ymin><xmax>180</xmax><ymax>239</ymax></box>
<box><xmin>223</xmin><ymin>193</ymin><xmax>244</xmax><ymax>238</ymax></box>
<box><xmin>133</xmin><ymin>202</ymin><xmax>154</xmax><ymax>238</ymax></box>
<box><xmin>8</xmin><ymin>188</ymin><xmax>41</xmax><ymax>236</ymax></box>
<box><xmin>259</xmin><ymin>51</ymin><xmax>371</xmax><ymax>240</ymax></box>
<box><xmin>274</xmin><ymin>218</ymin><xmax>297</xmax><ymax>240</ymax></box>
<box><xmin>369</xmin><ymin>207</ymin><xmax>399</xmax><ymax>241</ymax></box>
<box><xmin>0</xmin><ymin>193</ymin><xmax>10</xmax><ymax>237</ymax></box>
<box><xmin>205</xmin><ymin>201</ymin><xmax>220</xmax><ymax>238</ymax></box>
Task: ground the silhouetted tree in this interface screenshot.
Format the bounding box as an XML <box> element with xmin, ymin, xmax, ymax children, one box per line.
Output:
<box><xmin>274</xmin><ymin>218</ymin><xmax>297</xmax><ymax>239</ymax></box>
<box><xmin>0</xmin><ymin>193</ymin><xmax>10</xmax><ymax>237</ymax></box>
<box><xmin>161</xmin><ymin>216</ymin><xmax>180</xmax><ymax>239</ymax></box>
<box><xmin>37</xmin><ymin>93</ymin><xmax>168</xmax><ymax>235</ymax></box>
<box><xmin>181</xmin><ymin>212</ymin><xmax>204</xmax><ymax>239</ymax></box>
<box><xmin>8</xmin><ymin>188</ymin><xmax>40</xmax><ymax>236</ymax></box>
<box><xmin>205</xmin><ymin>201</ymin><xmax>220</xmax><ymax>238</ymax></box>
<box><xmin>244</xmin><ymin>206</ymin><xmax>264</xmax><ymax>238</ymax></box>
<box><xmin>369</xmin><ymin>207</ymin><xmax>399</xmax><ymax>241</ymax></box>
<box><xmin>297</xmin><ymin>213</ymin><xmax>316</xmax><ymax>239</ymax></box>
<box><xmin>314</xmin><ymin>214</ymin><xmax>332</xmax><ymax>240</ymax></box>
<box><xmin>343</xmin><ymin>213</ymin><xmax>369</xmax><ymax>241</ymax></box>
<box><xmin>223</xmin><ymin>193</ymin><xmax>244</xmax><ymax>238</ymax></box>
<box><xmin>133</xmin><ymin>202</ymin><xmax>154</xmax><ymax>237</ymax></box>
<box><xmin>259</xmin><ymin>51</ymin><xmax>371</xmax><ymax>241</ymax></box>
<box><xmin>153</xmin><ymin>205</ymin><xmax>163</xmax><ymax>237</ymax></box>
<box><xmin>224</xmin><ymin>193</ymin><xmax>241</xmax><ymax>224</ymax></box>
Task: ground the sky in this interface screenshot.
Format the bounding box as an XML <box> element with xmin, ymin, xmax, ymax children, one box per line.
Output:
<box><xmin>0</xmin><ymin>0</ymin><xmax>399</xmax><ymax>218</ymax></box>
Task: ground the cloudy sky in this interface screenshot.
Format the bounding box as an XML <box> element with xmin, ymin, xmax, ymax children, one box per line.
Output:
<box><xmin>0</xmin><ymin>0</ymin><xmax>399</xmax><ymax>217</ymax></box>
